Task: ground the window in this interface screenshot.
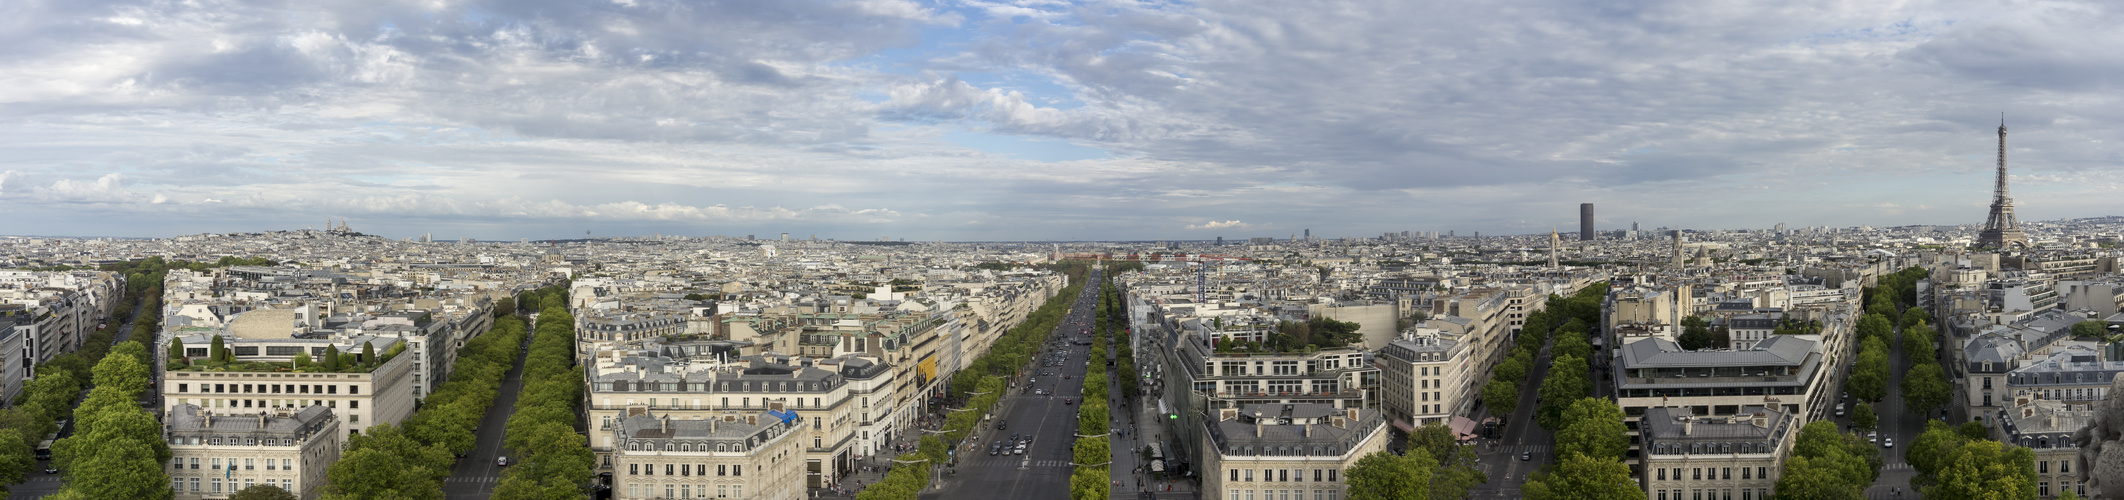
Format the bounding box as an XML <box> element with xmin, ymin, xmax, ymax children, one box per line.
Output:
<box><xmin>190</xmin><ymin>458</ymin><xmax>199</xmax><ymax>469</ymax></box>
<box><xmin>1659</xmin><ymin>469</ymin><xmax>1666</xmax><ymax>480</ymax></box>
<box><xmin>1232</xmin><ymin>469</ymin><xmax>1239</xmax><ymax>481</ymax></box>
<box><xmin>1741</xmin><ymin>467</ymin><xmax>1749</xmax><ymax>479</ymax></box>
<box><xmin>268</xmin><ymin>459</ymin><xmax>277</xmax><ymax>471</ymax></box>
<box><xmin>2063</xmin><ymin>460</ymin><xmax>2071</xmax><ymax>473</ymax></box>
<box><xmin>190</xmin><ymin>478</ymin><xmax>200</xmax><ymax>492</ymax></box>
<box><xmin>213</xmin><ymin>458</ymin><xmax>222</xmax><ymax>470</ymax></box>
<box><xmin>1757</xmin><ymin>467</ymin><xmax>1766</xmax><ymax>479</ymax></box>
<box><xmin>667</xmin><ymin>464</ymin><xmax>675</xmax><ymax>475</ymax></box>
<box><xmin>1693</xmin><ymin>468</ymin><xmax>1700</xmax><ymax>480</ymax></box>
<box><xmin>351</xmin><ymin>401</ymin><xmax>359</xmax><ymax>409</ymax></box>
<box><xmin>631</xmin><ymin>464</ymin><xmax>639</xmax><ymax>475</ymax></box>
<box><xmin>268</xmin><ymin>346</ymin><xmax>303</xmax><ymax>356</ymax></box>
<box><xmin>2041</xmin><ymin>461</ymin><xmax>2049</xmax><ymax>473</ymax></box>
<box><xmin>246</xmin><ymin>458</ymin><xmax>255</xmax><ymax>470</ymax></box>
<box><xmin>1279</xmin><ymin>469</ymin><xmax>1288</xmax><ymax>482</ymax></box>
<box><xmin>1722</xmin><ymin>468</ymin><xmax>1730</xmax><ymax>480</ymax></box>
<box><xmin>282</xmin><ymin>459</ymin><xmax>291</xmax><ymax>470</ymax></box>
<box><xmin>1245</xmin><ymin>469</ymin><xmax>1254</xmax><ymax>482</ymax></box>
<box><xmin>1314</xmin><ymin>469</ymin><xmax>1321</xmax><ymax>482</ymax></box>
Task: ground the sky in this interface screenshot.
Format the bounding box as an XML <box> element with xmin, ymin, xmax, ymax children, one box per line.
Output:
<box><xmin>3</xmin><ymin>0</ymin><xmax>2124</xmax><ymax>242</ymax></box>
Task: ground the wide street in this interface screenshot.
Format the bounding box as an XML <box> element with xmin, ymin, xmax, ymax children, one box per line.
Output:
<box><xmin>443</xmin><ymin>313</ymin><xmax>537</xmax><ymax>499</ymax></box>
<box><xmin>10</xmin><ymin>295</ymin><xmax>153</xmax><ymax>500</ymax></box>
<box><xmin>1468</xmin><ymin>333</ymin><xmax>1556</xmax><ymax>498</ymax></box>
<box><xmin>927</xmin><ymin>269</ymin><xmax>1103</xmax><ymax>500</ymax></box>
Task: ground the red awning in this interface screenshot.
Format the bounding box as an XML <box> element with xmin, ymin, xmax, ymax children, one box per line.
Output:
<box><xmin>1449</xmin><ymin>416</ymin><xmax>1482</xmax><ymax>441</ymax></box>
<box><xmin>1391</xmin><ymin>419</ymin><xmax>1416</xmax><ymax>433</ymax></box>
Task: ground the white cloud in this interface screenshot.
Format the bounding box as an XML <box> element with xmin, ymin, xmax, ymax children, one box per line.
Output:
<box><xmin>1186</xmin><ymin>220</ymin><xmax>1250</xmax><ymax>230</ymax></box>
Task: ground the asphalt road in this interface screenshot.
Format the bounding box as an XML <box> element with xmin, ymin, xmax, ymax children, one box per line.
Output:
<box><xmin>443</xmin><ymin>314</ymin><xmax>536</xmax><ymax>499</ymax></box>
<box><xmin>1469</xmin><ymin>332</ymin><xmax>1556</xmax><ymax>498</ymax></box>
<box><xmin>930</xmin><ymin>270</ymin><xmax>1104</xmax><ymax>500</ymax></box>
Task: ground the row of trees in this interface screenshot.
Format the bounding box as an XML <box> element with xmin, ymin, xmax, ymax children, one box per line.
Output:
<box><xmin>1847</xmin><ymin>313</ymin><xmax>1893</xmax><ymax>403</ymax></box>
<box><xmin>1899</xmin><ymin>319</ymin><xmax>1954</xmax><ymax>418</ymax></box>
<box><xmin>865</xmin><ymin>274</ymin><xmax>1091</xmax><ymax>500</ymax></box>
<box><xmin>1907</xmin><ymin>420</ymin><xmax>2038</xmax><ymax>498</ymax></box>
<box><xmin>1344</xmin><ymin>423</ymin><xmax>1488</xmax><ymax>500</ymax></box>
<box><xmin>1773</xmin><ymin>421</ymin><xmax>1884</xmax><ymax>498</ymax></box>
<box><xmin>494</xmin><ymin>288</ymin><xmax>596</xmax><ymax>499</ymax></box>
<box><xmin>1521</xmin><ymin>398</ymin><xmax>1641</xmax><ymax>500</ymax></box>
<box><xmin>0</xmin><ymin>258</ymin><xmax>173</xmax><ymax>496</ymax></box>
<box><xmin>1070</xmin><ymin>290</ymin><xmax>1113</xmax><ymax>500</ymax></box>
<box><xmin>317</xmin><ymin>284</ymin><xmax>559</xmax><ymax>499</ymax></box>
<box><xmin>1474</xmin><ymin>283</ymin><xmax>1605</xmax><ymax>424</ymax></box>
<box><xmin>45</xmin><ymin>342</ymin><xmax>175</xmax><ymax>499</ymax></box>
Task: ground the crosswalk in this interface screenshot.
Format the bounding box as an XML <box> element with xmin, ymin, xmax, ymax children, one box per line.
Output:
<box><xmin>1883</xmin><ymin>462</ymin><xmax>1911</xmax><ymax>470</ymax></box>
<box><xmin>446</xmin><ymin>476</ymin><xmax>501</xmax><ymax>484</ymax></box>
<box><xmin>18</xmin><ymin>476</ymin><xmax>61</xmax><ymax>483</ymax></box>
<box><xmin>960</xmin><ymin>457</ymin><xmax>1073</xmax><ymax>468</ymax></box>
<box><xmin>1492</xmin><ymin>444</ymin><xmax>1552</xmax><ymax>454</ymax></box>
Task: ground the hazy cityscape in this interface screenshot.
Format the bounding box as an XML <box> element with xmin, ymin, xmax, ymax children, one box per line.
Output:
<box><xmin>7</xmin><ymin>1</ymin><xmax>2124</xmax><ymax>500</ymax></box>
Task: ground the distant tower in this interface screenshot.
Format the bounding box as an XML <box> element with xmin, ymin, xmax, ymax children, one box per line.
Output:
<box><xmin>1978</xmin><ymin>117</ymin><xmax>2030</xmax><ymax>250</ymax></box>
<box><xmin>1549</xmin><ymin>228</ymin><xmax>1560</xmax><ymax>268</ymax></box>
<box><xmin>1579</xmin><ymin>203</ymin><xmax>1595</xmax><ymax>241</ymax></box>
<box><xmin>1670</xmin><ymin>231</ymin><xmax>1685</xmax><ymax>269</ymax></box>
<box><xmin>1304</xmin><ymin>228</ymin><xmax>1311</xmax><ymax>241</ymax></box>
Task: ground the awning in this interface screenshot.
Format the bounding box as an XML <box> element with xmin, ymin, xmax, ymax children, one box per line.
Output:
<box><xmin>1390</xmin><ymin>419</ymin><xmax>1416</xmax><ymax>433</ymax></box>
<box><xmin>1149</xmin><ymin>459</ymin><xmax>1165</xmax><ymax>472</ymax></box>
<box><xmin>1449</xmin><ymin>416</ymin><xmax>1481</xmax><ymax>441</ymax></box>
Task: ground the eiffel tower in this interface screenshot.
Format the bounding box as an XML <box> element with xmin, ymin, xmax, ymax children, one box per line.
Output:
<box><xmin>1977</xmin><ymin>117</ymin><xmax>2029</xmax><ymax>249</ymax></box>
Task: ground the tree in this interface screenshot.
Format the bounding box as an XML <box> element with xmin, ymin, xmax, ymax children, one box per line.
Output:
<box><xmin>1773</xmin><ymin>455</ymin><xmax>1865</xmax><ymax>500</ymax></box>
<box><xmin>210</xmin><ymin>335</ymin><xmax>227</xmax><ymax>364</ymax></box>
<box><xmin>2071</xmin><ymin>320</ymin><xmax>2114</xmax><ymax>341</ymax></box>
<box><xmin>1346</xmin><ymin>450</ymin><xmax>1436</xmax><ymax>500</ymax></box>
<box><xmin>362</xmin><ymin>341</ymin><xmax>376</xmax><ymax>365</ymax></box>
<box><xmin>1957</xmin><ymin>421</ymin><xmax>1992</xmax><ymax>441</ymax></box>
<box><xmin>1536</xmin><ymin>355</ymin><xmax>1591</xmax><ymax>432</ymax></box>
<box><xmin>167</xmin><ymin>338</ymin><xmax>185</xmax><ymax>366</ymax></box>
<box><xmin>1495</xmin><ymin>357</ymin><xmax>1529</xmax><ymax>383</ymax></box>
<box><xmin>48</xmin><ymin>436</ymin><xmax>171</xmax><ymax>500</ymax></box>
<box><xmin>1928</xmin><ymin>440</ymin><xmax>2037</xmax><ymax>500</ymax></box>
<box><xmin>1678</xmin><ymin>316</ymin><xmax>1724</xmax><ymax>350</ymax></box>
<box><xmin>324</xmin><ymin>345</ymin><xmax>341</xmax><ymax>371</ymax></box>
<box><xmin>1481</xmin><ymin>379</ymin><xmax>1520</xmax><ymax>418</ymax></box>
<box><xmin>1552</xmin><ymin>335</ymin><xmax>1592</xmax><ymax>364</ymax></box>
<box><xmin>1553</xmin><ymin>398</ymin><xmax>1628</xmax><ymax>460</ymax></box>
<box><xmin>229</xmin><ymin>483</ymin><xmax>300</xmax><ymax>500</ymax></box>
<box><xmin>1523</xmin><ymin>453</ymin><xmax>1644</xmax><ymax>500</ymax></box>
<box><xmin>1851</xmin><ymin>402</ymin><xmax>1877</xmax><ymax>434</ymax></box>
<box><xmin>293</xmin><ymin>350</ymin><xmax>312</xmax><ymax>368</ymax></box>
<box><xmin>492</xmin><ymin>296</ymin><xmax>516</xmax><ymax>318</ymax></box>
<box><xmin>1907</xmin><ymin>421</ymin><xmax>1964</xmax><ymax>479</ymax></box>
<box><xmin>1900</xmin><ymin>363</ymin><xmax>1953</xmax><ymax>417</ymax></box>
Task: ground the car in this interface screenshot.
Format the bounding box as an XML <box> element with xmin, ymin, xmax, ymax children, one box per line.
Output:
<box><xmin>997</xmin><ymin>421</ymin><xmax>1007</xmax><ymax>430</ymax></box>
<box><xmin>1064</xmin><ymin>374</ymin><xmax>1072</xmax><ymax>379</ymax></box>
<box><xmin>1014</xmin><ymin>444</ymin><xmax>1027</xmax><ymax>455</ymax></box>
<box><xmin>44</xmin><ymin>465</ymin><xmax>58</xmax><ymax>474</ymax></box>
<box><xmin>1884</xmin><ymin>438</ymin><xmax>1894</xmax><ymax>448</ymax></box>
<box><xmin>990</xmin><ymin>444</ymin><xmax>1003</xmax><ymax>456</ymax></box>
<box><xmin>1520</xmin><ymin>452</ymin><xmax>1531</xmax><ymax>461</ymax></box>
<box><xmin>497</xmin><ymin>456</ymin><xmax>510</xmax><ymax>466</ymax></box>
<box><xmin>1065</xmin><ymin>398</ymin><xmax>1074</xmax><ymax>405</ymax></box>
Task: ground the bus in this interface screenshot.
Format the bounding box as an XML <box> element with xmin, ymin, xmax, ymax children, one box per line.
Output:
<box><xmin>33</xmin><ymin>432</ymin><xmax>56</xmax><ymax>460</ymax></box>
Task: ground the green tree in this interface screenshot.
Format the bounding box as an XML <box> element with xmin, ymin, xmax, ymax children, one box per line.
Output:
<box><xmin>362</xmin><ymin>341</ymin><xmax>376</xmax><ymax>365</ymax></box>
<box><xmin>1907</xmin><ymin>421</ymin><xmax>1964</xmax><ymax>479</ymax></box>
<box><xmin>1535</xmin><ymin>355</ymin><xmax>1591</xmax><ymax>432</ymax></box>
<box><xmin>1405</xmin><ymin>424</ymin><xmax>1488</xmax><ymax>500</ymax></box>
<box><xmin>48</xmin><ymin>436</ymin><xmax>171</xmax><ymax>500</ymax></box>
<box><xmin>1552</xmin><ymin>335</ymin><xmax>1593</xmax><ymax>364</ymax></box>
<box><xmin>2071</xmin><ymin>320</ymin><xmax>2114</xmax><ymax>341</ymax></box>
<box><xmin>210</xmin><ymin>334</ymin><xmax>227</xmax><ymax>363</ymax></box>
<box><xmin>1928</xmin><ymin>440</ymin><xmax>2036</xmax><ymax>500</ymax></box>
<box><xmin>1553</xmin><ymin>398</ymin><xmax>1628</xmax><ymax>461</ymax></box>
<box><xmin>1346</xmin><ymin>450</ymin><xmax>1436</xmax><ymax>500</ymax></box>
<box><xmin>324</xmin><ymin>345</ymin><xmax>341</xmax><ymax>371</ymax></box>
<box><xmin>493</xmin><ymin>296</ymin><xmax>516</xmax><ymax>318</ymax></box>
<box><xmin>1773</xmin><ymin>455</ymin><xmax>1865</xmax><ymax>500</ymax></box>
<box><xmin>228</xmin><ymin>483</ymin><xmax>300</xmax><ymax>500</ymax></box>
<box><xmin>1900</xmin><ymin>363</ymin><xmax>1953</xmax><ymax>417</ymax></box>
<box><xmin>1678</xmin><ymin>316</ymin><xmax>1725</xmax><ymax>350</ymax></box>
<box><xmin>1851</xmin><ymin>402</ymin><xmax>1877</xmax><ymax>434</ymax></box>
<box><xmin>167</xmin><ymin>338</ymin><xmax>185</xmax><ymax>365</ymax></box>
<box><xmin>1523</xmin><ymin>452</ymin><xmax>1644</xmax><ymax>500</ymax></box>
<box><xmin>1495</xmin><ymin>357</ymin><xmax>1530</xmax><ymax>383</ymax></box>
<box><xmin>1481</xmin><ymin>379</ymin><xmax>1520</xmax><ymax>418</ymax></box>
<box><xmin>1957</xmin><ymin>421</ymin><xmax>1992</xmax><ymax>441</ymax></box>
<box><xmin>292</xmin><ymin>350</ymin><xmax>311</xmax><ymax>368</ymax></box>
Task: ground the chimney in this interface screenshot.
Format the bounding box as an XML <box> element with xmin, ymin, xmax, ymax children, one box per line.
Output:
<box><xmin>1682</xmin><ymin>418</ymin><xmax>1694</xmax><ymax>436</ymax></box>
<box><xmin>1304</xmin><ymin>423</ymin><xmax>1312</xmax><ymax>438</ymax></box>
<box><xmin>1253</xmin><ymin>411</ymin><xmax>1263</xmax><ymax>438</ymax></box>
<box><xmin>661</xmin><ymin>415</ymin><xmax>669</xmax><ymax>433</ymax></box>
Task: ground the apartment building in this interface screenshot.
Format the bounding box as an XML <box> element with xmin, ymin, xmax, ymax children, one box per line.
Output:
<box><xmin>1997</xmin><ymin>396</ymin><xmax>2091</xmax><ymax>499</ymax></box>
<box><xmin>165</xmin><ymin>404</ymin><xmax>340</xmax><ymax>500</ymax></box>
<box><xmin>1605</xmin><ymin>281</ymin><xmax>1693</xmax><ymax>344</ymax></box>
<box><xmin>1374</xmin><ymin>332</ymin><xmax>1470</xmax><ymax>427</ymax></box>
<box><xmin>2005</xmin><ymin>348</ymin><xmax>2124</xmax><ymax>406</ymax></box>
<box><xmin>162</xmin><ymin>332</ymin><xmax>416</xmax><ymax>436</ymax></box>
<box><xmin>1638</xmin><ymin>406</ymin><xmax>1796</xmax><ymax>500</ymax></box>
<box><xmin>587</xmin><ymin>346</ymin><xmax>883</xmax><ymax>489</ymax></box>
<box><xmin>1200</xmin><ymin>404</ymin><xmax>1387</xmax><ymax>500</ymax></box>
<box><xmin>1963</xmin><ymin>331</ymin><xmax>2025</xmax><ymax>425</ymax></box>
<box><xmin>1612</xmin><ymin>335</ymin><xmax>1831</xmax><ymax>422</ymax></box>
<box><xmin>608</xmin><ymin>409</ymin><xmax>805</xmax><ymax>500</ymax></box>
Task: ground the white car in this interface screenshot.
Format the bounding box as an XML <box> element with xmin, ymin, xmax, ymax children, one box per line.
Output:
<box><xmin>1884</xmin><ymin>438</ymin><xmax>1894</xmax><ymax>448</ymax></box>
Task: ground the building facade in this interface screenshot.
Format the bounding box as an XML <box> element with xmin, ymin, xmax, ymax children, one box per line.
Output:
<box><xmin>609</xmin><ymin>409</ymin><xmax>806</xmax><ymax>500</ymax></box>
<box><xmin>1638</xmin><ymin>406</ymin><xmax>1796</xmax><ymax>500</ymax></box>
<box><xmin>165</xmin><ymin>404</ymin><xmax>340</xmax><ymax>500</ymax></box>
<box><xmin>1200</xmin><ymin>404</ymin><xmax>1387</xmax><ymax>500</ymax></box>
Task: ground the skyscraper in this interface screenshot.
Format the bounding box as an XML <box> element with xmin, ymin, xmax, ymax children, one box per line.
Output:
<box><xmin>1579</xmin><ymin>203</ymin><xmax>1595</xmax><ymax>241</ymax></box>
<box><xmin>1978</xmin><ymin>117</ymin><xmax>2030</xmax><ymax>249</ymax></box>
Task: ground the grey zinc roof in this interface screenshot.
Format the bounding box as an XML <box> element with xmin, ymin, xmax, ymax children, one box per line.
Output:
<box><xmin>1619</xmin><ymin>335</ymin><xmax>1814</xmax><ymax>369</ymax></box>
<box><xmin>1962</xmin><ymin>333</ymin><xmax>2023</xmax><ymax>366</ymax></box>
<box><xmin>618</xmin><ymin>413</ymin><xmax>780</xmax><ymax>442</ymax></box>
<box><xmin>166</xmin><ymin>403</ymin><xmax>334</xmax><ymax>434</ymax></box>
<box><xmin>1640</xmin><ymin>405</ymin><xmax>1788</xmax><ymax>442</ymax></box>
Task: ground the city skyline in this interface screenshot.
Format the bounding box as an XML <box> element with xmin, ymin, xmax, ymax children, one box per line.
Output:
<box><xmin>4</xmin><ymin>0</ymin><xmax>2124</xmax><ymax>241</ymax></box>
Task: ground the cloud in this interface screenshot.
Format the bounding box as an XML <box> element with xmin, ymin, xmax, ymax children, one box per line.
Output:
<box><xmin>5</xmin><ymin>0</ymin><xmax>2124</xmax><ymax>239</ymax></box>
<box><xmin>1186</xmin><ymin>220</ymin><xmax>1250</xmax><ymax>230</ymax></box>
